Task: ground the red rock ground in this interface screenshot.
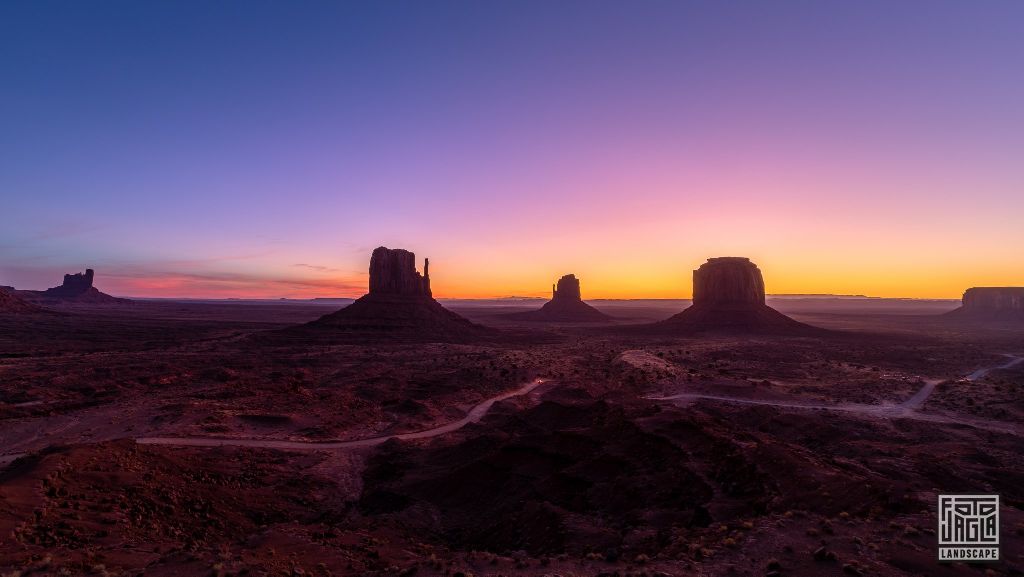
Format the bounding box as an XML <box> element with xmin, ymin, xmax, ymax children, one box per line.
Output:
<box><xmin>1</xmin><ymin>299</ymin><xmax>1022</xmax><ymax>576</ymax></box>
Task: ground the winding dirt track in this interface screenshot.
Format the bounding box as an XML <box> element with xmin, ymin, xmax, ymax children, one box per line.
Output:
<box><xmin>2</xmin><ymin>355</ymin><xmax>1022</xmax><ymax>466</ymax></box>
<box><xmin>964</xmin><ymin>355</ymin><xmax>1024</xmax><ymax>381</ymax></box>
<box><xmin>649</xmin><ymin>355</ymin><xmax>1024</xmax><ymax>435</ymax></box>
<box><xmin>0</xmin><ymin>379</ymin><xmax>549</xmax><ymax>464</ymax></box>
<box><xmin>135</xmin><ymin>378</ymin><xmax>549</xmax><ymax>450</ymax></box>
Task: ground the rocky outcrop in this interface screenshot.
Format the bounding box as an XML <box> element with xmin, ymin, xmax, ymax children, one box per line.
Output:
<box><xmin>304</xmin><ymin>247</ymin><xmax>489</xmax><ymax>341</ymax></box>
<box><xmin>17</xmin><ymin>269</ymin><xmax>126</xmax><ymax>304</ymax></box>
<box><xmin>653</xmin><ymin>257</ymin><xmax>814</xmax><ymax>333</ymax></box>
<box><xmin>0</xmin><ymin>288</ymin><xmax>43</xmax><ymax>314</ymax></box>
<box><xmin>947</xmin><ymin>287</ymin><xmax>1024</xmax><ymax>320</ymax></box>
<box><xmin>505</xmin><ymin>274</ymin><xmax>610</xmax><ymax>322</ymax></box>
<box><xmin>691</xmin><ymin>258</ymin><xmax>765</xmax><ymax>307</ymax></box>
<box><xmin>368</xmin><ymin>248</ymin><xmax>431</xmax><ymax>296</ymax></box>
<box><xmin>52</xmin><ymin>269</ymin><xmax>95</xmax><ymax>296</ymax></box>
<box><xmin>552</xmin><ymin>274</ymin><xmax>582</xmax><ymax>302</ymax></box>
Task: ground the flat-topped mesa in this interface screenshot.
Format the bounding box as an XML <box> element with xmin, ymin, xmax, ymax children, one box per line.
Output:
<box><xmin>368</xmin><ymin>247</ymin><xmax>431</xmax><ymax>297</ymax></box>
<box><xmin>962</xmin><ymin>287</ymin><xmax>1024</xmax><ymax>312</ymax></box>
<box><xmin>692</xmin><ymin>257</ymin><xmax>765</xmax><ymax>307</ymax></box>
<box><xmin>654</xmin><ymin>257</ymin><xmax>814</xmax><ymax>333</ymax></box>
<box><xmin>948</xmin><ymin>287</ymin><xmax>1024</xmax><ymax>320</ymax></box>
<box><xmin>505</xmin><ymin>273</ymin><xmax>610</xmax><ymax>322</ymax></box>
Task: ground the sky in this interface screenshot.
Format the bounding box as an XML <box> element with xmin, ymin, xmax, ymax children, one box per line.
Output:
<box><xmin>2</xmin><ymin>0</ymin><xmax>1022</xmax><ymax>299</ymax></box>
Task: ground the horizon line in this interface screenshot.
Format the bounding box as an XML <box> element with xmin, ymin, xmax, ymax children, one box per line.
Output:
<box><xmin>115</xmin><ymin>293</ymin><xmax>963</xmax><ymax>302</ymax></box>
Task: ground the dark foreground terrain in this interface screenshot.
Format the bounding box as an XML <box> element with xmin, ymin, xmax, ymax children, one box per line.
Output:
<box><xmin>2</xmin><ymin>298</ymin><xmax>1023</xmax><ymax>576</ymax></box>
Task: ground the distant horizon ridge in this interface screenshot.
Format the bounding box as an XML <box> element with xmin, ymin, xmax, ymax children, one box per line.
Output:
<box><xmin>119</xmin><ymin>293</ymin><xmax>963</xmax><ymax>302</ymax></box>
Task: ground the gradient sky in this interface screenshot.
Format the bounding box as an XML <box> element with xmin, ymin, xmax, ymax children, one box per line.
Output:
<box><xmin>2</xmin><ymin>1</ymin><xmax>1022</xmax><ymax>299</ymax></box>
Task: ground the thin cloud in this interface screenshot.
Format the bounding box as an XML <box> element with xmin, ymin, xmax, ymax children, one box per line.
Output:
<box><xmin>1</xmin><ymin>262</ymin><xmax>367</xmax><ymax>299</ymax></box>
<box><xmin>292</xmin><ymin>263</ymin><xmax>345</xmax><ymax>273</ymax></box>
<box><xmin>107</xmin><ymin>271</ymin><xmax>366</xmax><ymax>298</ymax></box>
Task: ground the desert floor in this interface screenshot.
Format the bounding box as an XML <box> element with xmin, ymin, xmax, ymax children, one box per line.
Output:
<box><xmin>1</xmin><ymin>298</ymin><xmax>1022</xmax><ymax>576</ymax></box>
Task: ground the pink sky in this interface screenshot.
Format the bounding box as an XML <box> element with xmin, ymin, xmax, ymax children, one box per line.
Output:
<box><xmin>2</xmin><ymin>2</ymin><xmax>1022</xmax><ymax>299</ymax></box>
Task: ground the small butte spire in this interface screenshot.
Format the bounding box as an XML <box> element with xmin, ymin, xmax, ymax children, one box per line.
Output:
<box><xmin>423</xmin><ymin>257</ymin><xmax>431</xmax><ymax>296</ymax></box>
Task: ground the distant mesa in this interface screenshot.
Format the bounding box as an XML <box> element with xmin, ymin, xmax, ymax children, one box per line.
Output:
<box><xmin>504</xmin><ymin>274</ymin><xmax>611</xmax><ymax>322</ymax></box>
<box><xmin>303</xmin><ymin>247</ymin><xmax>489</xmax><ymax>341</ymax></box>
<box><xmin>0</xmin><ymin>287</ymin><xmax>44</xmax><ymax>314</ymax></box>
<box><xmin>653</xmin><ymin>257</ymin><xmax>814</xmax><ymax>333</ymax></box>
<box><xmin>13</xmin><ymin>268</ymin><xmax>127</xmax><ymax>304</ymax></box>
<box><xmin>947</xmin><ymin>287</ymin><xmax>1024</xmax><ymax>320</ymax></box>
<box><xmin>47</xmin><ymin>269</ymin><xmax>96</xmax><ymax>297</ymax></box>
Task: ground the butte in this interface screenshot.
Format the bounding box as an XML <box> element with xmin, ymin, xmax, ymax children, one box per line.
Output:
<box><xmin>13</xmin><ymin>269</ymin><xmax>127</xmax><ymax>304</ymax></box>
<box><xmin>505</xmin><ymin>274</ymin><xmax>610</xmax><ymax>322</ymax></box>
<box><xmin>651</xmin><ymin>257</ymin><xmax>814</xmax><ymax>333</ymax></box>
<box><xmin>945</xmin><ymin>287</ymin><xmax>1024</xmax><ymax>321</ymax></box>
<box><xmin>301</xmin><ymin>247</ymin><xmax>489</xmax><ymax>341</ymax></box>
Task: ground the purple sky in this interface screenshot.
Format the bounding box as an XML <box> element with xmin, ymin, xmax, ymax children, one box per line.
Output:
<box><xmin>2</xmin><ymin>1</ymin><xmax>1022</xmax><ymax>298</ymax></box>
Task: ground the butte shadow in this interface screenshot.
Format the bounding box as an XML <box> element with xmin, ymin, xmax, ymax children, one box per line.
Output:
<box><xmin>280</xmin><ymin>247</ymin><xmax>494</xmax><ymax>343</ymax></box>
<box><xmin>502</xmin><ymin>274</ymin><xmax>611</xmax><ymax>323</ymax></box>
<box><xmin>629</xmin><ymin>257</ymin><xmax>822</xmax><ymax>335</ymax></box>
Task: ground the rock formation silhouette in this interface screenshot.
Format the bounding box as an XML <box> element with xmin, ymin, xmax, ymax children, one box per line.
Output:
<box><xmin>51</xmin><ymin>269</ymin><xmax>95</xmax><ymax>296</ymax></box>
<box><xmin>505</xmin><ymin>274</ymin><xmax>610</xmax><ymax>322</ymax></box>
<box><xmin>947</xmin><ymin>287</ymin><xmax>1024</xmax><ymax>320</ymax></box>
<box><xmin>16</xmin><ymin>269</ymin><xmax>126</xmax><ymax>304</ymax></box>
<box><xmin>305</xmin><ymin>247</ymin><xmax>488</xmax><ymax>341</ymax></box>
<box><xmin>553</xmin><ymin>274</ymin><xmax>581</xmax><ymax>301</ymax></box>
<box><xmin>655</xmin><ymin>257</ymin><xmax>812</xmax><ymax>333</ymax></box>
<box><xmin>368</xmin><ymin>249</ymin><xmax>431</xmax><ymax>296</ymax></box>
<box><xmin>691</xmin><ymin>257</ymin><xmax>765</xmax><ymax>306</ymax></box>
<box><xmin>0</xmin><ymin>287</ymin><xmax>43</xmax><ymax>314</ymax></box>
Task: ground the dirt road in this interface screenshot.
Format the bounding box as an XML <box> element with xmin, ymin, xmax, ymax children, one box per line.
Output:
<box><xmin>650</xmin><ymin>355</ymin><xmax>1024</xmax><ymax>435</ymax></box>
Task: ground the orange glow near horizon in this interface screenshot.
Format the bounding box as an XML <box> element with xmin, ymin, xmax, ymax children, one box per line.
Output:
<box><xmin>17</xmin><ymin>183</ymin><xmax>1023</xmax><ymax>301</ymax></box>
<box><xmin>82</xmin><ymin>246</ymin><xmax>1023</xmax><ymax>301</ymax></box>
<box><xmin>4</xmin><ymin>2</ymin><xmax>1023</xmax><ymax>302</ymax></box>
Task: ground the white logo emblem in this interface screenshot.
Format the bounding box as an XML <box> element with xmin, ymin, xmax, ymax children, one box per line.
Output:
<box><xmin>938</xmin><ymin>494</ymin><xmax>999</xmax><ymax>562</ymax></box>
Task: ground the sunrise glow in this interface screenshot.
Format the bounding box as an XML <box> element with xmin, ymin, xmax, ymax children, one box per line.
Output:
<box><xmin>2</xmin><ymin>2</ymin><xmax>1022</xmax><ymax>299</ymax></box>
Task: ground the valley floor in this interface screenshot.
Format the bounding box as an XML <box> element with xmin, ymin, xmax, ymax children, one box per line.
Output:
<box><xmin>1</xmin><ymin>299</ymin><xmax>1022</xmax><ymax>576</ymax></box>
